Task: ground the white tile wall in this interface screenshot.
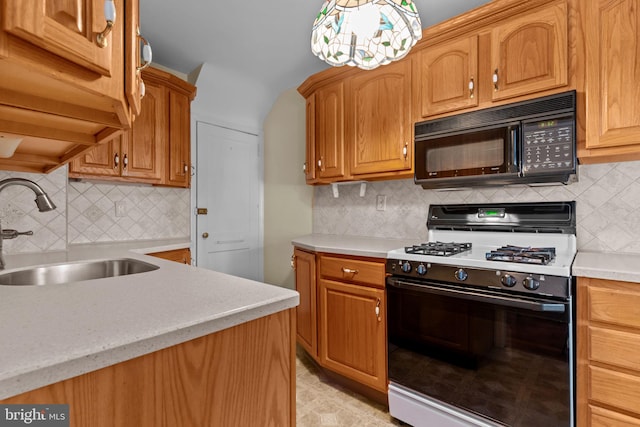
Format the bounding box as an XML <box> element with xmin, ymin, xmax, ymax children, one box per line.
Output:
<box><xmin>313</xmin><ymin>161</ymin><xmax>640</xmax><ymax>254</ymax></box>
<box><xmin>0</xmin><ymin>167</ymin><xmax>191</xmax><ymax>254</ymax></box>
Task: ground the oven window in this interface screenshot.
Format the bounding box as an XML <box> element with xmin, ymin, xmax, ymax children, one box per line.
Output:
<box><xmin>388</xmin><ymin>284</ymin><xmax>571</xmax><ymax>427</ymax></box>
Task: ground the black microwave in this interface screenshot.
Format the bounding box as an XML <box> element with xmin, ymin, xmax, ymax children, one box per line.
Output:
<box><xmin>414</xmin><ymin>91</ymin><xmax>577</xmax><ymax>189</ymax></box>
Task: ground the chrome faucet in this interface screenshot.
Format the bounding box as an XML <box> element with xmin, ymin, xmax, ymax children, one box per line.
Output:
<box><xmin>0</xmin><ymin>178</ymin><xmax>57</xmax><ymax>269</ymax></box>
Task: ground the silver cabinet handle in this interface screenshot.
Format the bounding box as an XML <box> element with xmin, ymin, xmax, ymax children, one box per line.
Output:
<box><xmin>375</xmin><ymin>298</ymin><xmax>381</xmax><ymax>322</ymax></box>
<box><xmin>341</xmin><ymin>267</ymin><xmax>358</xmax><ymax>274</ymax></box>
<box><xmin>114</xmin><ymin>153</ymin><xmax>119</xmax><ymax>168</ymax></box>
<box><xmin>469</xmin><ymin>77</ymin><xmax>475</xmax><ymax>98</ymax></box>
<box><xmin>317</xmin><ymin>158</ymin><xmax>322</xmax><ymax>169</ymax></box>
<box><xmin>137</xmin><ymin>27</ymin><xmax>153</xmax><ymax>72</ymax></box>
<box><xmin>122</xmin><ymin>154</ymin><xmax>128</xmax><ymax>170</ymax></box>
<box><xmin>183</xmin><ymin>162</ymin><xmax>189</xmax><ymax>174</ymax></box>
<box><xmin>402</xmin><ymin>142</ymin><xmax>408</xmax><ymax>159</ymax></box>
<box><xmin>493</xmin><ymin>69</ymin><xmax>499</xmax><ymax>91</ymax></box>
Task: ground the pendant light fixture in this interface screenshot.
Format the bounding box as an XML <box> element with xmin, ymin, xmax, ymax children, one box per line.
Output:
<box><xmin>311</xmin><ymin>0</ymin><xmax>422</xmax><ymax>70</ymax></box>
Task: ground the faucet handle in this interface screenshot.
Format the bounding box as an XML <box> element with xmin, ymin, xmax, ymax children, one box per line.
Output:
<box><xmin>1</xmin><ymin>229</ymin><xmax>33</xmax><ymax>239</ymax></box>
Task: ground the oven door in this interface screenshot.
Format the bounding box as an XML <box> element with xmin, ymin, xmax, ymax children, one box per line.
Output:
<box><xmin>414</xmin><ymin>124</ymin><xmax>520</xmax><ymax>189</ymax></box>
<box><xmin>387</xmin><ymin>277</ymin><xmax>573</xmax><ymax>427</ymax></box>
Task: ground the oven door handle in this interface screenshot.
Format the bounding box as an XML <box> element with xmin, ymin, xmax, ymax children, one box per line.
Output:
<box><xmin>388</xmin><ymin>279</ymin><xmax>566</xmax><ymax>313</ymax></box>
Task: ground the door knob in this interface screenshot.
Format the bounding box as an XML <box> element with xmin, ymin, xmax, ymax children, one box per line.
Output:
<box><xmin>202</xmin><ymin>232</ymin><xmax>209</xmax><ymax>238</ymax></box>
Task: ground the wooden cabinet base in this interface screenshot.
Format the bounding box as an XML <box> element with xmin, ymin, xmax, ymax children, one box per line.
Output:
<box><xmin>1</xmin><ymin>309</ymin><xmax>296</xmax><ymax>427</ymax></box>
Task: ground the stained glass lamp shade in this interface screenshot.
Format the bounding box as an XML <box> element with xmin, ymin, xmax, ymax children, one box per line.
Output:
<box><xmin>311</xmin><ymin>0</ymin><xmax>422</xmax><ymax>70</ymax></box>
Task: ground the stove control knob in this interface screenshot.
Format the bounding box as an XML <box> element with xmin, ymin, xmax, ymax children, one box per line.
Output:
<box><xmin>501</xmin><ymin>274</ymin><xmax>517</xmax><ymax>288</ymax></box>
<box><xmin>416</xmin><ymin>264</ymin><xmax>427</xmax><ymax>275</ymax></box>
<box><xmin>523</xmin><ymin>276</ymin><xmax>540</xmax><ymax>291</ymax></box>
<box><xmin>401</xmin><ymin>261</ymin><xmax>412</xmax><ymax>273</ymax></box>
<box><xmin>454</xmin><ymin>268</ymin><xmax>468</xmax><ymax>281</ymax></box>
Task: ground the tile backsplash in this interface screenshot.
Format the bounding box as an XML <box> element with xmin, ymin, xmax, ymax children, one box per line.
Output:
<box><xmin>313</xmin><ymin>161</ymin><xmax>640</xmax><ymax>254</ymax></box>
<box><xmin>0</xmin><ymin>166</ymin><xmax>190</xmax><ymax>254</ymax></box>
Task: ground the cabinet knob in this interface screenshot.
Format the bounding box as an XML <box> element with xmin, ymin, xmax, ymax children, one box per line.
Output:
<box><xmin>375</xmin><ymin>298</ymin><xmax>381</xmax><ymax>322</ymax></box>
<box><xmin>96</xmin><ymin>0</ymin><xmax>116</xmax><ymax>48</ymax></box>
<box><xmin>183</xmin><ymin>162</ymin><xmax>189</xmax><ymax>174</ymax></box>
<box><xmin>122</xmin><ymin>154</ymin><xmax>128</xmax><ymax>169</ymax></box>
<box><xmin>317</xmin><ymin>158</ymin><xmax>322</xmax><ymax>169</ymax></box>
<box><xmin>291</xmin><ymin>254</ymin><xmax>296</xmax><ymax>270</ymax></box>
<box><xmin>202</xmin><ymin>232</ymin><xmax>209</xmax><ymax>239</ymax></box>
<box><xmin>402</xmin><ymin>142</ymin><xmax>408</xmax><ymax>160</ymax></box>
<box><xmin>493</xmin><ymin>69</ymin><xmax>499</xmax><ymax>91</ymax></box>
<box><xmin>469</xmin><ymin>77</ymin><xmax>475</xmax><ymax>98</ymax></box>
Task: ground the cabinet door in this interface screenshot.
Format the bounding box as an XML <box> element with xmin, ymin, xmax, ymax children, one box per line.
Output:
<box><xmin>315</xmin><ymin>81</ymin><xmax>346</xmax><ymax>180</ymax></box>
<box><xmin>490</xmin><ymin>1</ymin><xmax>568</xmax><ymax>101</ymax></box>
<box><xmin>123</xmin><ymin>81</ymin><xmax>164</xmax><ymax>181</ymax></box>
<box><xmin>294</xmin><ymin>248</ymin><xmax>317</xmax><ymax>359</ymax></box>
<box><xmin>585</xmin><ymin>0</ymin><xmax>640</xmax><ymax>151</ymax></box>
<box><xmin>125</xmin><ymin>0</ymin><xmax>143</xmax><ymax>117</ymax></box>
<box><xmin>304</xmin><ymin>94</ymin><xmax>317</xmax><ymax>183</ymax></box>
<box><xmin>318</xmin><ymin>279</ymin><xmax>386</xmax><ymax>392</ymax></box>
<box><xmin>348</xmin><ymin>59</ymin><xmax>412</xmax><ymax>176</ymax></box>
<box><xmin>69</xmin><ymin>132</ymin><xmax>123</xmax><ymax>177</ymax></box>
<box><xmin>2</xmin><ymin>0</ymin><xmax>115</xmax><ymax>76</ymax></box>
<box><xmin>166</xmin><ymin>90</ymin><xmax>191</xmax><ymax>187</ymax></box>
<box><xmin>414</xmin><ymin>35</ymin><xmax>479</xmax><ymax>118</ymax></box>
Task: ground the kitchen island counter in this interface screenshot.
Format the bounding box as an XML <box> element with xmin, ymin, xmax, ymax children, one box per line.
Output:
<box><xmin>0</xmin><ymin>239</ymin><xmax>299</xmax><ymax>400</ymax></box>
<box><xmin>573</xmin><ymin>251</ymin><xmax>640</xmax><ymax>283</ymax></box>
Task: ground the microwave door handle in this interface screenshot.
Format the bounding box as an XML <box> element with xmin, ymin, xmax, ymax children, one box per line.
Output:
<box><xmin>388</xmin><ymin>278</ymin><xmax>566</xmax><ymax>313</ymax></box>
<box><xmin>509</xmin><ymin>125</ymin><xmax>520</xmax><ymax>176</ymax></box>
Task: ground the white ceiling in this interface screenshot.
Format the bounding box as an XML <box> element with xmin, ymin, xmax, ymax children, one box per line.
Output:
<box><xmin>140</xmin><ymin>0</ymin><xmax>491</xmax><ymax>95</ymax></box>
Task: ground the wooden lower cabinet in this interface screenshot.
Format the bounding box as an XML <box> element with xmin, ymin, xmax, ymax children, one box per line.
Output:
<box><xmin>149</xmin><ymin>248</ymin><xmax>191</xmax><ymax>265</ymax></box>
<box><xmin>577</xmin><ymin>277</ymin><xmax>640</xmax><ymax>426</ymax></box>
<box><xmin>293</xmin><ymin>248</ymin><xmax>318</xmax><ymax>358</ymax></box>
<box><xmin>1</xmin><ymin>309</ymin><xmax>296</xmax><ymax>427</ymax></box>
<box><xmin>318</xmin><ymin>278</ymin><xmax>387</xmax><ymax>393</ymax></box>
<box><xmin>293</xmin><ymin>247</ymin><xmax>388</xmax><ymax>395</ymax></box>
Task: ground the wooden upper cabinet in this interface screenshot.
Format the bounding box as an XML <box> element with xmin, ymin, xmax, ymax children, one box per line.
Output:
<box><xmin>3</xmin><ymin>0</ymin><xmax>113</xmax><ymax>76</ymax></box>
<box><xmin>70</xmin><ymin>81</ymin><xmax>164</xmax><ymax>183</ymax></box>
<box><xmin>348</xmin><ymin>59</ymin><xmax>412</xmax><ymax>176</ymax></box>
<box><xmin>314</xmin><ymin>81</ymin><xmax>346</xmax><ymax>181</ymax></box>
<box><xmin>124</xmin><ymin>81</ymin><xmax>164</xmax><ymax>181</ymax></box>
<box><xmin>490</xmin><ymin>1</ymin><xmax>568</xmax><ymax>101</ymax></box>
<box><xmin>125</xmin><ymin>0</ymin><xmax>143</xmax><ymax>117</ymax></box>
<box><xmin>413</xmin><ymin>35</ymin><xmax>479</xmax><ymax>118</ymax></box>
<box><xmin>583</xmin><ymin>0</ymin><xmax>640</xmax><ymax>154</ymax></box>
<box><xmin>70</xmin><ymin>67</ymin><xmax>196</xmax><ymax>187</ymax></box>
<box><xmin>304</xmin><ymin>95</ymin><xmax>317</xmax><ymax>183</ymax></box>
<box><xmin>0</xmin><ymin>0</ymin><xmax>141</xmax><ymax>174</ymax></box>
<box><xmin>165</xmin><ymin>90</ymin><xmax>191</xmax><ymax>187</ymax></box>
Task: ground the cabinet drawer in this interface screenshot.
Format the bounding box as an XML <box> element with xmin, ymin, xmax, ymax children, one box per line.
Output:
<box><xmin>589</xmin><ymin>284</ymin><xmax>640</xmax><ymax>329</ymax></box>
<box><xmin>590</xmin><ymin>405</ymin><xmax>640</xmax><ymax>427</ymax></box>
<box><xmin>589</xmin><ymin>365</ymin><xmax>640</xmax><ymax>416</ymax></box>
<box><xmin>590</xmin><ymin>326</ymin><xmax>640</xmax><ymax>372</ymax></box>
<box><xmin>319</xmin><ymin>255</ymin><xmax>385</xmax><ymax>288</ymax></box>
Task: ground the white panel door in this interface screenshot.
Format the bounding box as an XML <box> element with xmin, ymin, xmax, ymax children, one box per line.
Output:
<box><xmin>195</xmin><ymin>121</ymin><xmax>261</xmax><ymax>281</ymax></box>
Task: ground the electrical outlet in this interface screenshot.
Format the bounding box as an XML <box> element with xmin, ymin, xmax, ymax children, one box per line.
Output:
<box><xmin>115</xmin><ymin>200</ymin><xmax>127</xmax><ymax>217</ymax></box>
<box><xmin>376</xmin><ymin>195</ymin><xmax>386</xmax><ymax>211</ymax></box>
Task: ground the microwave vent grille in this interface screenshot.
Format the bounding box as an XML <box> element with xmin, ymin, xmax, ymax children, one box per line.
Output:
<box><xmin>415</xmin><ymin>90</ymin><xmax>576</xmax><ymax>138</ymax></box>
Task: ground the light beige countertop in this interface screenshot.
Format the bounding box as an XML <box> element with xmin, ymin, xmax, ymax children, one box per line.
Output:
<box><xmin>292</xmin><ymin>234</ymin><xmax>417</xmax><ymax>258</ymax></box>
<box><xmin>573</xmin><ymin>251</ymin><xmax>640</xmax><ymax>283</ymax></box>
<box><xmin>0</xmin><ymin>239</ymin><xmax>299</xmax><ymax>399</ymax></box>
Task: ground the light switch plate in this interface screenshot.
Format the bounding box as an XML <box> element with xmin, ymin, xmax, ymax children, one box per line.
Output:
<box><xmin>115</xmin><ymin>200</ymin><xmax>127</xmax><ymax>217</ymax></box>
<box><xmin>376</xmin><ymin>195</ymin><xmax>386</xmax><ymax>211</ymax></box>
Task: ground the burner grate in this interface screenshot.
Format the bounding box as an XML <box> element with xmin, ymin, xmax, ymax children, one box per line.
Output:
<box><xmin>405</xmin><ymin>241</ymin><xmax>472</xmax><ymax>257</ymax></box>
<box><xmin>486</xmin><ymin>245</ymin><xmax>556</xmax><ymax>265</ymax></box>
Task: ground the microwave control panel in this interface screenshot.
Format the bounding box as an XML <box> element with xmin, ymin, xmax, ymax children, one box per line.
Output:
<box><xmin>522</xmin><ymin>117</ymin><xmax>575</xmax><ymax>175</ymax></box>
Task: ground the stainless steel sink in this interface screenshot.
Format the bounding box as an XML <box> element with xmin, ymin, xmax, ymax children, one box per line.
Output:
<box><xmin>0</xmin><ymin>258</ymin><xmax>159</xmax><ymax>286</ymax></box>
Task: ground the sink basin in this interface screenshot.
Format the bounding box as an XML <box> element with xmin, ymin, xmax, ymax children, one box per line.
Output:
<box><xmin>0</xmin><ymin>258</ymin><xmax>159</xmax><ymax>286</ymax></box>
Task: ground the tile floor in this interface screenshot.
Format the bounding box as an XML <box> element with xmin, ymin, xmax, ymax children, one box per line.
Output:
<box><xmin>296</xmin><ymin>350</ymin><xmax>403</xmax><ymax>426</ymax></box>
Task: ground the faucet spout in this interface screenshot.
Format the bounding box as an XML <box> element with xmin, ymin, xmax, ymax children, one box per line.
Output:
<box><xmin>0</xmin><ymin>178</ymin><xmax>57</xmax><ymax>270</ymax></box>
<box><xmin>0</xmin><ymin>178</ymin><xmax>56</xmax><ymax>212</ymax></box>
